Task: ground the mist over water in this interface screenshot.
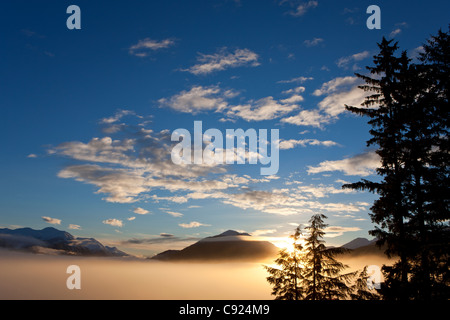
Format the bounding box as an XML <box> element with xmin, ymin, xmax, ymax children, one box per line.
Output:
<box><xmin>0</xmin><ymin>249</ymin><xmax>395</xmax><ymax>300</ymax></box>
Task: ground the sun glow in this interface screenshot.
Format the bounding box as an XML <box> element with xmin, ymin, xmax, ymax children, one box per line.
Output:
<box><xmin>272</xmin><ymin>236</ymin><xmax>305</xmax><ymax>254</ymax></box>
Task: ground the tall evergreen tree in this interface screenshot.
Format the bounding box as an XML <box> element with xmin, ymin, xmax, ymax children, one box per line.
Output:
<box><xmin>406</xmin><ymin>26</ymin><xmax>450</xmax><ymax>300</ymax></box>
<box><xmin>344</xmin><ymin>28</ymin><xmax>449</xmax><ymax>300</ymax></box>
<box><xmin>301</xmin><ymin>214</ymin><xmax>355</xmax><ymax>300</ymax></box>
<box><xmin>343</xmin><ymin>37</ymin><xmax>413</xmax><ymax>299</ymax></box>
<box><xmin>265</xmin><ymin>215</ymin><xmax>379</xmax><ymax>300</ymax></box>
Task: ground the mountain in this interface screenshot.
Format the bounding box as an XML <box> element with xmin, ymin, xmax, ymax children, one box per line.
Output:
<box><xmin>151</xmin><ymin>229</ymin><xmax>278</xmax><ymax>262</ymax></box>
<box><xmin>339</xmin><ymin>237</ymin><xmax>388</xmax><ymax>258</ymax></box>
<box><xmin>341</xmin><ymin>237</ymin><xmax>377</xmax><ymax>250</ymax></box>
<box><xmin>0</xmin><ymin>227</ymin><xmax>128</xmax><ymax>257</ymax></box>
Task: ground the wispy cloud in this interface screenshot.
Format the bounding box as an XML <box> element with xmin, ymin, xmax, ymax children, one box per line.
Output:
<box><xmin>225</xmin><ymin>96</ymin><xmax>299</xmax><ymax>121</ymax></box>
<box><xmin>307</xmin><ymin>151</ymin><xmax>381</xmax><ymax>176</ymax></box>
<box><xmin>323</xmin><ymin>226</ymin><xmax>361</xmax><ymax>238</ymax></box>
<box><xmin>277</xmin><ymin>76</ymin><xmax>313</xmax><ymax>84</ymax></box>
<box><xmin>303</xmin><ymin>37</ymin><xmax>324</xmax><ymax>47</ymax></box>
<box><xmin>42</xmin><ymin>216</ymin><xmax>61</xmax><ymax>225</ymax></box>
<box><xmin>182</xmin><ymin>48</ymin><xmax>259</xmax><ymax>75</ymax></box>
<box><xmin>389</xmin><ymin>22</ymin><xmax>408</xmax><ymax>38</ymax></box>
<box><xmin>281</xmin><ymin>109</ymin><xmax>331</xmax><ymax>128</ymax></box>
<box><xmin>336</xmin><ymin>51</ymin><xmax>370</xmax><ymax>70</ymax></box>
<box><xmin>128</xmin><ymin>38</ymin><xmax>175</xmax><ymax>57</ymax></box>
<box><xmin>103</xmin><ymin>219</ymin><xmax>123</xmax><ymax>227</ymax></box>
<box><xmin>68</xmin><ymin>224</ymin><xmax>81</xmax><ymax>230</ymax></box>
<box><xmin>389</xmin><ymin>28</ymin><xmax>402</xmax><ymax>38</ymax></box>
<box><xmin>251</xmin><ymin>229</ymin><xmax>277</xmax><ymax>236</ymax></box>
<box><xmin>158</xmin><ymin>85</ymin><xmax>231</xmax><ymax>114</ymax></box>
<box><xmin>313</xmin><ymin>76</ymin><xmax>359</xmax><ymax>96</ymax></box>
<box><xmin>133</xmin><ymin>207</ymin><xmax>150</xmax><ymax>215</ymax></box>
<box><xmin>159</xmin><ymin>85</ymin><xmax>301</xmax><ymax>121</ymax></box>
<box><xmin>178</xmin><ymin>221</ymin><xmax>211</xmax><ymax>228</ymax></box>
<box><xmin>287</xmin><ymin>1</ymin><xmax>318</xmax><ymax>17</ymax></box>
<box><xmin>279</xmin><ymin>138</ymin><xmax>339</xmax><ymax>150</ymax></box>
<box><xmin>166</xmin><ymin>211</ymin><xmax>184</xmax><ymax>218</ymax></box>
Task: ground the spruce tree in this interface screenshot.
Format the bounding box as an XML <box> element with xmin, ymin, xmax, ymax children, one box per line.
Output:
<box><xmin>343</xmin><ymin>37</ymin><xmax>412</xmax><ymax>299</ymax></box>
<box><xmin>301</xmin><ymin>214</ymin><xmax>355</xmax><ymax>300</ymax></box>
<box><xmin>264</xmin><ymin>226</ymin><xmax>304</xmax><ymax>300</ymax></box>
<box><xmin>344</xmin><ymin>29</ymin><xmax>449</xmax><ymax>300</ymax></box>
<box><xmin>350</xmin><ymin>266</ymin><xmax>381</xmax><ymax>300</ymax></box>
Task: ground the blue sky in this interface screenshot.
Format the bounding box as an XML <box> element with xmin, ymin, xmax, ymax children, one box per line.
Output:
<box><xmin>1</xmin><ymin>0</ymin><xmax>449</xmax><ymax>256</ymax></box>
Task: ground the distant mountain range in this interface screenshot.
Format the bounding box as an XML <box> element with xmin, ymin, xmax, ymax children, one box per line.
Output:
<box><xmin>151</xmin><ymin>232</ymin><xmax>382</xmax><ymax>262</ymax></box>
<box><xmin>151</xmin><ymin>230</ymin><xmax>279</xmax><ymax>261</ymax></box>
<box><xmin>0</xmin><ymin>227</ymin><xmax>128</xmax><ymax>257</ymax></box>
<box><xmin>341</xmin><ymin>237</ymin><xmax>378</xmax><ymax>250</ymax></box>
<box><xmin>0</xmin><ymin>226</ymin><xmax>383</xmax><ymax>260</ymax></box>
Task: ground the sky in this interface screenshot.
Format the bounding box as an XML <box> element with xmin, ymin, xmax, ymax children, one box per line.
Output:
<box><xmin>1</xmin><ymin>0</ymin><xmax>449</xmax><ymax>256</ymax></box>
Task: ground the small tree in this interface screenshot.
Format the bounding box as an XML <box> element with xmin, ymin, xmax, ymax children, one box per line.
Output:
<box><xmin>265</xmin><ymin>215</ymin><xmax>364</xmax><ymax>300</ymax></box>
<box><xmin>264</xmin><ymin>226</ymin><xmax>304</xmax><ymax>300</ymax></box>
<box><xmin>350</xmin><ymin>266</ymin><xmax>381</xmax><ymax>300</ymax></box>
<box><xmin>302</xmin><ymin>214</ymin><xmax>356</xmax><ymax>300</ymax></box>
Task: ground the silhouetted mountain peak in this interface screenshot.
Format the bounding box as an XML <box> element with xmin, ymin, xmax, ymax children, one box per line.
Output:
<box><xmin>341</xmin><ymin>237</ymin><xmax>377</xmax><ymax>250</ymax></box>
<box><xmin>151</xmin><ymin>229</ymin><xmax>277</xmax><ymax>261</ymax></box>
<box><xmin>214</xmin><ymin>230</ymin><xmax>251</xmax><ymax>238</ymax></box>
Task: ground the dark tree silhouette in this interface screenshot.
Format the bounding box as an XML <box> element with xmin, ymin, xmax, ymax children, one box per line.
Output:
<box><xmin>350</xmin><ymin>266</ymin><xmax>381</xmax><ymax>300</ymax></box>
<box><xmin>265</xmin><ymin>215</ymin><xmax>378</xmax><ymax>300</ymax></box>
<box><xmin>343</xmin><ymin>27</ymin><xmax>450</xmax><ymax>300</ymax></box>
<box><xmin>301</xmin><ymin>214</ymin><xmax>355</xmax><ymax>300</ymax></box>
<box><xmin>264</xmin><ymin>226</ymin><xmax>304</xmax><ymax>300</ymax></box>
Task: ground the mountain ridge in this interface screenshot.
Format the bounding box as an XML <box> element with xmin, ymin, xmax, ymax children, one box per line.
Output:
<box><xmin>0</xmin><ymin>227</ymin><xmax>128</xmax><ymax>257</ymax></box>
<box><xmin>151</xmin><ymin>229</ymin><xmax>278</xmax><ymax>262</ymax></box>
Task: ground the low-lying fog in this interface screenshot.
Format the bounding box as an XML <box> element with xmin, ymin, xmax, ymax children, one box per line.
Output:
<box><xmin>0</xmin><ymin>249</ymin><xmax>395</xmax><ymax>300</ymax></box>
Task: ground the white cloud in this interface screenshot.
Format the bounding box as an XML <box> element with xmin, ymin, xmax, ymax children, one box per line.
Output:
<box><xmin>389</xmin><ymin>28</ymin><xmax>402</xmax><ymax>38</ymax></box>
<box><xmin>279</xmin><ymin>138</ymin><xmax>339</xmax><ymax>150</ymax></box>
<box><xmin>133</xmin><ymin>207</ymin><xmax>149</xmax><ymax>215</ymax></box>
<box><xmin>51</xmin><ymin>136</ymin><xmax>135</xmax><ymax>167</ymax></box>
<box><xmin>226</xmin><ymin>96</ymin><xmax>299</xmax><ymax>121</ymax></box>
<box><xmin>158</xmin><ymin>85</ymin><xmax>230</xmax><ymax>114</ymax></box>
<box><xmin>282</xmin><ymin>86</ymin><xmax>305</xmax><ymax>95</ymax></box>
<box><xmin>277</xmin><ymin>76</ymin><xmax>313</xmax><ymax>84</ymax></box>
<box><xmin>68</xmin><ymin>224</ymin><xmax>81</xmax><ymax>230</ymax></box>
<box><xmin>50</xmin><ymin>113</ymin><xmax>369</xmax><ymax>218</ymax></box>
<box><xmin>100</xmin><ymin>109</ymin><xmax>136</xmax><ymax>124</ymax></box>
<box><xmin>129</xmin><ymin>38</ymin><xmax>175</xmax><ymax>57</ymax></box>
<box><xmin>42</xmin><ymin>216</ymin><xmax>61</xmax><ymax>225</ymax></box>
<box><xmin>323</xmin><ymin>226</ymin><xmax>361</xmax><ymax>238</ymax></box>
<box><xmin>58</xmin><ymin>165</ymin><xmax>149</xmax><ymax>203</ymax></box>
<box><xmin>251</xmin><ymin>229</ymin><xmax>277</xmax><ymax>236</ymax></box>
<box><xmin>307</xmin><ymin>151</ymin><xmax>381</xmax><ymax>176</ymax></box>
<box><xmin>411</xmin><ymin>46</ymin><xmax>425</xmax><ymax>60</ymax></box>
<box><xmin>281</xmin><ymin>109</ymin><xmax>331</xmax><ymax>128</ymax></box>
<box><xmin>182</xmin><ymin>48</ymin><xmax>259</xmax><ymax>75</ymax></box>
<box><xmin>27</xmin><ymin>154</ymin><xmax>37</xmax><ymax>158</ymax></box>
<box><xmin>336</xmin><ymin>51</ymin><xmax>370</xmax><ymax>69</ymax></box>
<box><xmin>178</xmin><ymin>221</ymin><xmax>210</xmax><ymax>228</ymax></box>
<box><xmin>318</xmin><ymin>85</ymin><xmax>368</xmax><ymax>117</ymax></box>
<box><xmin>289</xmin><ymin>1</ymin><xmax>318</xmax><ymax>17</ymax></box>
<box><xmin>127</xmin><ymin>217</ymin><xmax>136</xmax><ymax>221</ymax></box>
<box><xmin>310</xmin><ymin>76</ymin><xmax>370</xmax><ymax>120</ymax></box>
<box><xmin>167</xmin><ymin>211</ymin><xmax>184</xmax><ymax>218</ymax></box>
<box><xmin>390</xmin><ymin>22</ymin><xmax>407</xmax><ymax>38</ymax></box>
<box><xmin>159</xmin><ymin>84</ymin><xmax>301</xmax><ymax>122</ymax></box>
<box><xmin>313</xmin><ymin>76</ymin><xmax>359</xmax><ymax>96</ymax></box>
<box><xmin>304</xmin><ymin>37</ymin><xmax>324</xmax><ymax>47</ymax></box>
<box><xmin>102</xmin><ymin>219</ymin><xmax>123</xmax><ymax>227</ymax></box>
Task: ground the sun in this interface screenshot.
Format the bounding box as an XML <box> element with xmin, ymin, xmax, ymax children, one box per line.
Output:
<box><xmin>273</xmin><ymin>237</ymin><xmax>304</xmax><ymax>254</ymax></box>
